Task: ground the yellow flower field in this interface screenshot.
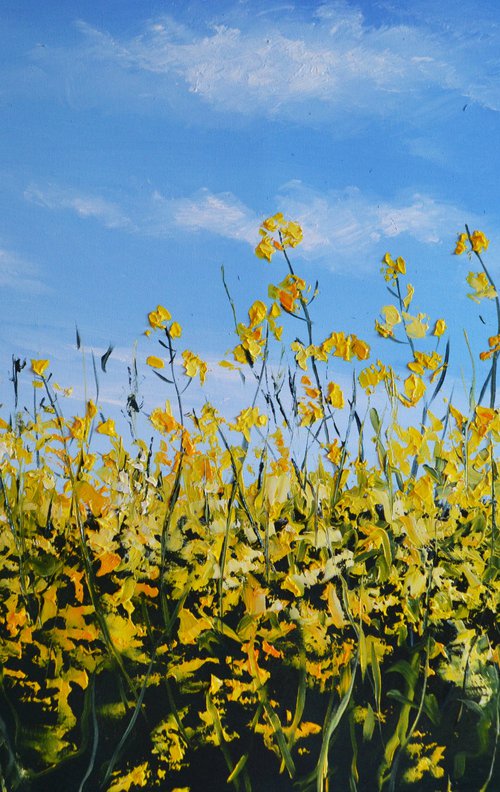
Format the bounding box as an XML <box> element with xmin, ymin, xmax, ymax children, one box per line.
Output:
<box><xmin>0</xmin><ymin>219</ymin><xmax>498</xmax><ymax>791</ymax></box>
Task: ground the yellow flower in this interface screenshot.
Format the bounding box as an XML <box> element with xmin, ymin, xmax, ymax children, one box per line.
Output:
<box><xmin>108</xmin><ymin>762</ymin><xmax>149</xmax><ymax>791</ymax></box>
<box><xmin>375</xmin><ymin>320</ymin><xmax>393</xmax><ymax>338</ymax></box>
<box><xmin>358</xmin><ymin>360</ymin><xmax>389</xmax><ymax>394</ymax></box>
<box><xmin>146</xmin><ymin>355</ymin><xmax>164</xmax><ymax>369</ymax></box>
<box><xmin>326</xmin><ymin>382</ymin><xmax>344</xmax><ymax>409</ymax></box>
<box><xmin>282</xmin><ymin>220</ymin><xmax>303</xmax><ymax>248</ymax></box>
<box><xmin>350</xmin><ymin>335</ymin><xmax>370</xmax><ymax>361</ymax></box>
<box><xmin>148</xmin><ymin>305</ymin><xmax>171</xmax><ymax>329</ymax></box>
<box><xmin>298</xmin><ymin>399</ymin><xmax>323</xmax><ymax>426</ymax></box>
<box><xmin>325</xmin><ymin>440</ymin><xmax>342</xmax><ymax>465</ymax></box>
<box><xmin>382</xmin><ymin>305</ymin><xmax>401</xmax><ymax>327</ymax></box>
<box><xmin>399</xmin><ymin>374</ymin><xmax>426</xmax><ymax>407</ymax></box>
<box><xmin>479</xmin><ymin>334</ymin><xmax>500</xmax><ymax>361</ymax></box>
<box><xmin>169</xmin><ymin>321</ymin><xmax>182</xmax><ymax>339</ymax></box>
<box><xmin>381</xmin><ymin>253</ymin><xmax>406</xmax><ymax>283</ymax></box>
<box><xmin>232</xmin><ymin>407</ymin><xmax>267</xmax><ymax>442</ymax></box>
<box><xmin>69</xmin><ymin>416</ymin><xmax>86</xmax><ymax>440</ymax></box>
<box><xmin>261</xmin><ymin>212</ymin><xmax>284</xmax><ymax>232</ymax></box>
<box><xmin>96</xmin><ymin>419</ymin><xmax>117</xmax><ymax>437</ymax></box>
<box><xmin>403</xmin><ymin>283</ymin><xmax>414</xmax><ymax>309</ymax></box>
<box><xmin>235</xmin><ymin>323</ymin><xmax>265</xmax><ymax>364</ymax></box>
<box><xmin>86</xmin><ymin>400</ymin><xmax>98</xmax><ymax>419</ymax></box>
<box><xmin>31</xmin><ymin>359</ymin><xmax>49</xmax><ymax>377</ymax></box>
<box><xmin>255</xmin><ymin>235</ymin><xmax>276</xmax><ymax>262</ymax></box>
<box><xmin>402</xmin><ymin>311</ymin><xmax>429</xmax><ymax>338</ymax></box>
<box><xmin>278</xmin><ymin>289</ymin><xmax>296</xmax><ymax>312</ymax></box>
<box><xmin>290</xmin><ymin>341</ymin><xmax>310</xmax><ymax>371</ymax></box>
<box><xmin>466</xmin><ymin>271</ymin><xmax>497</xmax><ymax>302</ymax></box>
<box><xmin>255</xmin><ymin>215</ymin><xmax>303</xmax><ymax>261</ymax></box>
<box><xmin>470</xmin><ymin>230</ymin><xmax>489</xmax><ymax>253</ymax></box>
<box><xmin>454</xmin><ymin>232</ymin><xmax>468</xmax><ymax>255</ymax></box>
<box><xmin>301</xmin><ymin>374</ymin><xmax>320</xmax><ymax>399</ymax></box>
<box><xmin>182</xmin><ymin>350</ymin><xmax>207</xmax><ymax>384</ymax></box>
<box><xmin>455</xmin><ymin>229</ymin><xmax>490</xmax><ymax>255</ymax></box>
<box><xmin>473</xmin><ymin>405</ymin><xmax>497</xmax><ymax>437</ymax></box>
<box><xmin>433</xmin><ymin>319</ymin><xmax>446</xmax><ymax>337</ymax></box>
<box><xmin>248</xmin><ymin>300</ymin><xmax>267</xmax><ymax>328</ymax></box>
<box><xmin>150</xmin><ymin>403</ymin><xmax>178</xmax><ymax>434</ymax></box>
<box><xmin>407</xmin><ymin>351</ymin><xmax>442</xmax><ymax>375</ymax></box>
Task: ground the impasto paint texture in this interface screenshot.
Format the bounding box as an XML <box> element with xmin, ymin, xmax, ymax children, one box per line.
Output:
<box><xmin>0</xmin><ymin>2</ymin><xmax>499</xmax><ymax>791</ymax></box>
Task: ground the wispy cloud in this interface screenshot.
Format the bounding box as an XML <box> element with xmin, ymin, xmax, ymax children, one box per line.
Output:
<box><xmin>163</xmin><ymin>182</ymin><xmax>485</xmax><ymax>270</ymax></box>
<box><xmin>24</xmin><ymin>184</ymin><xmax>134</xmax><ymax>230</ymax></box>
<box><xmin>24</xmin><ymin>179</ymin><xmax>484</xmax><ymax>271</ymax></box>
<box><xmin>168</xmin><ymin>189</ymin><xmax>259</xmax><ymax>243</ymax></box>
<box><xmin>0</xmin><ymin>247</ymin><xmax>48</xmax><ymax>293</ymax></box>
<box><xmin>63</xmin><ymin>3</ymin><xmax>500</xmax><ymax>121</ymax></box>
<box><xmin>273</xmin><ymin>181</ymin><xmax>480</xmax><ymax>267</ymax></box>
<box><xmin>24</xmin><ymin>182</ymin><xmax>258</xmax><ymax>243</ymax></box>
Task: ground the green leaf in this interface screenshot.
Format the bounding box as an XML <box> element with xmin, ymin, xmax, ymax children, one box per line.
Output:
<box><xmin>386</xmin><ymin>660</ymin><xmax>418</xmax><ymax>689</ymax></box>
<box><xmin>370</xmin><ymin>408</ymin><xmax>381</xmax><ymax>433</ymax></box>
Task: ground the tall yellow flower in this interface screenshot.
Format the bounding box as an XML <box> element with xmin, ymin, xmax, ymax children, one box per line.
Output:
<box><xmin>381</xmin><ymin>253</ymin><xmax>406</xmax><ymax>283</ymax></box>
<box><xmin>433</xmin><ymin>319</ymin><xmax>446</xmax><ymax>337</ymax></box>
<box><xmin>326</xmin><ymin>382</ymin><xmax>344</xmax><ymax>409</ymax></box>
<box><xmin>470</xmin><ymin>230</ymin><xmax>489</xmax><ymax>253</ymax></box>
<box><xmin>150</xmin><ymin>402</ymin><xmax>178</xmax><ymax>434</ymax></box>
<box><xmin>148</xmin><ymin>305</ymin><xmax>171</xmax><ymax>330</ymax></box>
<box><xmin>255</xmin><ymin>215</ymin><xmax>303</xmax><ymax>261</ymax></box>
<box><xmin>31</xmin><ymin>359</ymin><xmax>50</xmax><ymax>377</ymax></box>
<box><xmin>454</xmin><ymin>229</ymin><xmax>490</xmax><ymax>255</ymax></box>
<box><xmin>454</xmin><ymin>232</ymin><xmax>468</xmax><ymax>255</ymax></box>
<box><xmin>96</xmin><ymin>419</ymin><xmax>117</xmax><ymax>437</ymax></box>
<box><xmin>399</xmin><ymin>374</ymin><xmax>426</xmax><ymax>407</ymax></box>
<box><xmin>182</xmin><ymin>350</ymin><xmax>207</xmax><ymax>384</ymax></box>
<box><xmin>466</xmin><ymin>271</ymin><xmax>497</xmax><ymax>302</ymax></box>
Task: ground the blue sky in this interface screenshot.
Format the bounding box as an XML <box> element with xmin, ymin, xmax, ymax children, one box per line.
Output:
<box><xmin>2</xmin><ymin>0</ymin><xmax>500</xmax><ymax>431</ymax></box>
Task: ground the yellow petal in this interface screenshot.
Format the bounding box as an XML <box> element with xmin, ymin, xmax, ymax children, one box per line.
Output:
<box><xmin>96</xmin><ymin>551</ymin><xmax>122</xmax><ymax>577</ymax></box>
<box><xmin>31</xmin><ymin>359</ymin><xmax>49</xmax><ymax>376</ymax></box>
<box><xmin>433</xmin><ymin>319</ymin><xmax>446</xmax><ymax>337</ymax></box>
<box><xmin>96</xmin><ymin>419</ymin><xmax>117</xmax><ymax>437</ymax></box>
<box><xmin>146</xmin><ymin>355</ymin><xmax>164</xmax><ymax>369</ymax></box>
<box><xmin>169</xmin><ymin>321</ymin><xmax>182</xmax><ymax>338</ymax></box>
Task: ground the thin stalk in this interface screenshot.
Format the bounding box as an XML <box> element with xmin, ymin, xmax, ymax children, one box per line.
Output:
<box><xmin>466</xmin><ymin>224</ymin><xmax>500</xmax><ymax>408</ymax></box>
<box><xmin>280</xmin><ymin>241</ymin><xmax>331</xmax><ymax>445</ymax></box>
<box><xmin>218</xmin><ymin>480</ymin><xmax>237</xmax><ymax>620</ymax></box>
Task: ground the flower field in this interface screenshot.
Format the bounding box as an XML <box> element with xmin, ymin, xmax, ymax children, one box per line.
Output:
<box><xmin>0</xmin><ymin>218</ymin><xmax>499</xmax><ymax>791</ymax></box>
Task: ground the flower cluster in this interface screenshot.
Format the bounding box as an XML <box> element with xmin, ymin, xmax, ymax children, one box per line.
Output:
<box><xmin>454</xmin><ymin>229</ymin><xmax>489</xmax><ymax>255</ymax></box>
<box><xmin>255</xmin><ymin>213</ymin><xmax>303</xmax><ymax>262</ymax></box>
<box><xmin>381</xmin><ymin>252</ymin><xmax>406</xmax><ymax>283</ymax></box>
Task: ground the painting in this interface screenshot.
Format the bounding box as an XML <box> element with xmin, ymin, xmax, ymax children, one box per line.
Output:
<box><xmin>0</xmin><ymin>2</ymin><xmax>499</xmax><ymax>790</ymax></box>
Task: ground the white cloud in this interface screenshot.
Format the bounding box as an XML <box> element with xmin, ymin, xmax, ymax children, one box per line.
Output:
<box><xmin>271</xmin><ymin>182</ymin><xmax>482</xmax><ymax>268</ymax></box>
<box><xmin>170</xmin><ymin>189</ymin><xmax>259</xmax><ymax>243</ymax></box>
<box><xmin>0</xmin><ymin>248</ymin><xmax>48</xmax><ymax>293</ymax></box>
<box><xmin>24</xmin><ymin>178</ymin><xmax>484</xmax><ymax>271</ymax></box>
<box><xmin>67</xmin><ymin>4</ymin><xmax>500</xmax><ymax>119</ymax></box>
<box><xmin>24</xmin><ymin>184</ymin><xmax>134</xmax><ymax>231</ymax></box>
<box><xmin>155</xmin><ymin>182</ymin><xmax>489</xmax><ymax>271</ymax></box>
<box><xmin>24</xmin><ymin>182</ymin><xmax>259</xmax><ymax>245</ymax></box>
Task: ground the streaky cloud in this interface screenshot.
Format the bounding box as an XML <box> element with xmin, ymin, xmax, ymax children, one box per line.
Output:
<box><xmin>0</xmin><ymin>247</ymin><xmax>49</xmax><ymax>294</ymax></box>
<box><xmin>68</xmin><ymin>4</ymin><xmax>500</xmax><ymax>121</ymax></box>
<box><xmin>24</xmin><ymin>184</ymin><xmax>135</xmax><ymax>231</ymax></box>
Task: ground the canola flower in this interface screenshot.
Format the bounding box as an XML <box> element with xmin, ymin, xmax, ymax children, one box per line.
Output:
<box><xmin>455</xmin><ymin>229</ymin><xmax>490</xmax><ymax>255</ymax></box>
<box><xmin>0</xmin><ymin>218</ymin><xmax>498</xmax><ymax>792</ymax></box>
